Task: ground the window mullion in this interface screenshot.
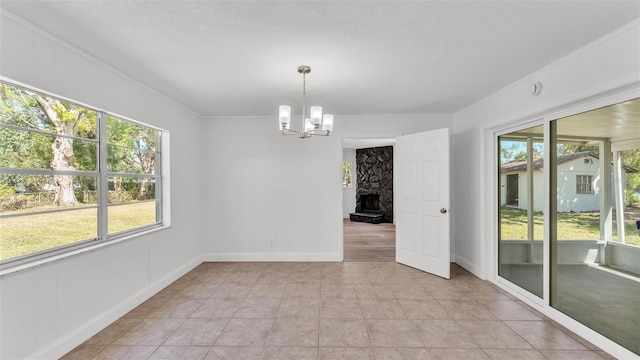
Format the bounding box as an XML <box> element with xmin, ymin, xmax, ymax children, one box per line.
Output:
<box><xmin>0</xmin><ymin>122</ymin><xmax>99</xmax><ymax>143</ymax></box>
<box><xmin>0</xmin><ymin>168</ymin><xmax>98</xmax><ymax>177</ymax></box>
<box><xmin>105</xmin><ymin>172</ymin><xmax>159</xmax><ymax>179</ymax></box>
<box><xmin>155</xmin><ymin>131</ymin><xmax>162</xmax><ymax>224</ymax></box>
<box><xmin>98</xmin><ymin>112</ymin><xmax>109</xmax><ymax>241</ymax></box>
<box><xmin>526</xmin><ymin>136</ymin><xmax>534</xmax><ymax>264</ymax></box>
<box><xmin>543</xmin><ymin>121</ymin><xmax>553</xmax><ymax>306</ymax></box>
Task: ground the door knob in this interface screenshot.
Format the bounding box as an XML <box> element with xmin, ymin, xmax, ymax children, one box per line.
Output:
<box><xmin>440</xmin><ymin>208</ymin><xmax>447</xmax><ymax>214</ymax></box>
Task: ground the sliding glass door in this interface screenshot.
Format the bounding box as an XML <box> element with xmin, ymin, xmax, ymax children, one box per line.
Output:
<box><xmin>497</xmin><ymin>98</ymin><xmax>640</xmax><ymax>355</ymax></box>
<box><xmin>549</xmin><ymin>101</ymin><xmax>640</xmax><ymax>355</ymax></box>
<box><xmin>498</xmin><ymin>125</ymin><xmax>544</xmax><ymax>298</ymax></box>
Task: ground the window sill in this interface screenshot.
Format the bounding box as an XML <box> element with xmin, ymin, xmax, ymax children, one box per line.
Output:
<box><xmin>0</xmin><ymin>224</ymin><xmax>170</xmax><ymax>278</ymax></box>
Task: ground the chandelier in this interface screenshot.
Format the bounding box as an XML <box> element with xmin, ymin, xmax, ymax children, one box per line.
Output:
<box><xmin>279</xmin><ymin>65</ymin><xmax>334</xmax><ymax>139</ymax></box>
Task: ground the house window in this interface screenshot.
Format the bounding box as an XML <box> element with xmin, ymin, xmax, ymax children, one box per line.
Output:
<box><xmin>342</xmin><ymin>161</ymin><xmax>352</xmax><ymax>188</ymax></box>
<box><xmin>576</xmin><ymin>175</ymin><xmax>594</xmax><ymax>194</ymax></box>
<box><xmin>0</xmin><ymin>80</ymin><xmax>163</xmax><ymax>267</ymax></box>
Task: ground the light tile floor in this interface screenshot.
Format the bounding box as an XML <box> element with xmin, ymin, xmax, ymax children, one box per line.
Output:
<box><xmin>62</xmin><ymin>262</ymin><xmax>616</xmax><ymax>360</ymax></box>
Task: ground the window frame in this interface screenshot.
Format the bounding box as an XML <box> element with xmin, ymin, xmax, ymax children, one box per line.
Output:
<box><xmin>342</xmin><ymin>161</ymin><xmax>353</xmax><ymax>188</ymax></box>
<box><xmin>0</xmin><ymin>79</ymin><xmax>165</xmax><ymax>270</ymax></box>
<box><xmin>576</xmin><ymin>174</ymin><xmax>594</xmax><ymax>194</ymax></box>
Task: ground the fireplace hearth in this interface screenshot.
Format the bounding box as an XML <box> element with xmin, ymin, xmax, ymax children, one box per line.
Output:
<box><xmin>350</xmin><ymin>193</ymin><xmax>384</xmax><ymax>223</ymax></box>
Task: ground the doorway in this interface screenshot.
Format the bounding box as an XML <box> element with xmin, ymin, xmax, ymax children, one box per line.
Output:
<box><xmin>505</xmin><ymin>174</ymin><xmax>519</xmax><ymax>207</ymax></box>
<box><xmin>342</xmin><ymin>138</ymin><xmax>396</xmax><ymax>261</ymax></box>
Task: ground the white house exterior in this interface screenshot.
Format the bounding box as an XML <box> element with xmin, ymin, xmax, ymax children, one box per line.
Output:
<box><xmin>500</xmin><ymin>152</ymin><xmax>631</xmax><ymax>212</ymax></box>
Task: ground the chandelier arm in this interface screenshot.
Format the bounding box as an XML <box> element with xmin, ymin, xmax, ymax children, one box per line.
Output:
<box><xmin>281</xmin><ymin>129</ymin><xmax>329</xmax><ymax>137</ymax></box>
<box><xmin>282</xmin><ymin>130</ymin><xmax>324</xmax><ymax>138</ymax></box>
<box><xmin>282</xmin><ymin>128</ymin><xmax>303</xmax><ymax>135</ymax></box>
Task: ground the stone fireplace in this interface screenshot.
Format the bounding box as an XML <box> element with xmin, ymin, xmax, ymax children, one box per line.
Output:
<box><xmin>349</xmin><ymin>146</ymin><xmax>393</xmax><ymax>223</ymax></box>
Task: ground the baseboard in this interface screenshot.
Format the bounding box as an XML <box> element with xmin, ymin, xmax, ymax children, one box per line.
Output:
<box><xmin>203</xmin><ymin>252</ymin><xmax>342</xmax><ymax>262</ymax></box>
<box><xmin>30</xmin><ymin>255</ymin><xmax>204</xmax><ymax>360</ymax></box>
<box><xmin>454</xmin><ymin>254</ymin><xmax>482</xmax><ymax>278</ymax></box>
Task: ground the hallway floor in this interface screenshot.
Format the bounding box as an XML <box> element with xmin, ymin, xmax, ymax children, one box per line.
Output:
<box><xmin>62</xmin><ymin>262</ymin><xmax>616</xmax><ymax>360</ymax></box>
<box><xmin>344</xmin><ymin>219</ymin><xmax>395</xmax><ymax>262</ymax></box>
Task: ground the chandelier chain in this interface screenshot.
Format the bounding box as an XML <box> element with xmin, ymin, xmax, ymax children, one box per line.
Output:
<box><xmin>302</xmin><ymin>71</ymin><xmax>307</xmax><ymax>96</ymax></box>
<box><xmin>301</xmin><ymin>72</ymin><xmax>307</xmax><ymax>121</ymax></box>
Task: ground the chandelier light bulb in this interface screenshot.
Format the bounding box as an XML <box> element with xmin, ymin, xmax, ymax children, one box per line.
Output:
<box><xmin>279</xmin><ymin>105</ymin><xmax>291</xmax><ymax>129</ymax></box>
<box><xmin>310</xmin><ymin>106</ymin><xmax>323</xmax><ymax>127</ymax></box>
<box><xmin>304</xmin><ymin>118</ymin><xmax>314</xmax><ymax>132</ymax></box>
<box><xmin>322</xmin><ymin>114</ymin><xmax>334</xmax><ymax>132</ymax></box>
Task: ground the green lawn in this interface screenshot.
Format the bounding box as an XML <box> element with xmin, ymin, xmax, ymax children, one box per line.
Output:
<box><xmin>0</xmin><ymin>202</ymin><xmax>156</xmax><ymax>261</ymax></box>
<box><xmin>500</xmin><ymin>207</ymin><xmax>640</xmax><ymax>246</ymax></box>
<box><xmin>2</xmin><ymin>203</ymin><xmax>638</xmax><ymax>262</ymax></box>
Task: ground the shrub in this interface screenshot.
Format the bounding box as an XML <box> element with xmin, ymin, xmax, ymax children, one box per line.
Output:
<box><xmin>0</xmin><ymin>194</ymin><xmax>29</xmax><ymax>211</ymax></box>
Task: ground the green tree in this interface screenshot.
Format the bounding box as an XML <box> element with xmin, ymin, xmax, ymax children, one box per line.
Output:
<box><xmin>0</xmin><ymin>82</ymin><xmax>96</xmax><ymax>207</ymax></box>
<box><xmin>619</xmin><ymin>148</ymin><xmax>640</xmax><ymax>206</ymax></box>
<box><xmin>106</xmin><ymin>116</ymin><xmax>156</xmax><ymax>200</ymax></box>
<box><xmin>500</xmin><ymin>140</ymin><xmax>543</xmax><ymax>163</ymax></box>
<box><xmin>557</xmin><ymin>143</ymin><xmax>598</xmax><ymax>155</ymax></box>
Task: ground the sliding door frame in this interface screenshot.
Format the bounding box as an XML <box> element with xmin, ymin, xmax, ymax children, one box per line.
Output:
<box><xmin>485</xmin><ymin>85</ymin><xmax>640</xmax><ymax>359</ymax></box>
<box><xmin>493</xmin><ymin>119</ymin><xmax>547</xmax><ymax>306</ymax></box>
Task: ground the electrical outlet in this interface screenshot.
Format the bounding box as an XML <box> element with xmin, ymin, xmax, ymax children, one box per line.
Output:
<box><xmin>268</xmin><ymin>238</ymin><xmax>275</xmax><ymax>246</ymax></box>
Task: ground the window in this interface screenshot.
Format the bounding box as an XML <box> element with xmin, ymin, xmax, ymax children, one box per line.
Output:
<box><xmin>106</xmin><ymin>115</ymin><xmax>161</xmax><ymax>235</ymax></box>
<box><xmin>342</xmin><ymin>161</ymin><xmax>352</xmax><ymax>188</ymax></box>
<box><xmin>0</xmin><ymin>80</ymin><xmax>163</xmax><ymax>266</ymax></box>
<box><xmin>576</xmin><ymin>175</ymin><xmax>594</xmax><ymax>194</ymax></box>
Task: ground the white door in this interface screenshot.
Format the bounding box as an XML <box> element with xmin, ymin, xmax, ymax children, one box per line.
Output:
<box><xmin>395</xmin><ymin>128</ymin><xmax>450</xmax><ymax>279</ymax></box>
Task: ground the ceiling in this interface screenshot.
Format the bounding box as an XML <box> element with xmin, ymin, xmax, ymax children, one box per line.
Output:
<box><xmin>507</xmin><ymin>98</ymin><xmax>640</xmax><ymax>142</ymax></box>
<box><xmin>343</xmin><ymin>138</ymin><xmax>395</xmax><ymax>150</ymax></box>
<box><xmin>557</xmin><ymin>98</ymin><xmax>640</xmax><ymax>141</ymax></box>
<box><xmin>1</xmin><ymin>1</ymin><xmax>639</xmax><ymax>118</ymax></box>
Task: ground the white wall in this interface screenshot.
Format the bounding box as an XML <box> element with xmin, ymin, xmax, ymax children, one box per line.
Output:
<box><xmin>0</xmin><ymin>11</ymin><xmax>204</xmax><ymax>360</ymax></box>
<box><xmin>452</xmin><ymin>19</ymin><xmax>640</xmax><ymax>280</ymax></box>
<box><xmin>202</xmin><ymin>114</ymin><xmax>451</xmax><ymax>261</ymax></box>
<box><xmin>608</xmin><ymin>242</ymin><xmax>640</xmax><ymax>274</ymax></box>
<box><xmin>557</xmin><ymin>159</ymin><xmax>601</xmax><ymax>212</ymax></box>
<box><xmin>500</xmin><ymin>240</ymin><xmax>601</xmax><ymax>265</ymax></box>
<box><xmin>500</xmin><ymin>158</ymin><xmax>611</xmax><ymax>213</ymax></box>
<box><xmin>502</xmin><ymin>171</ymin><xmax>631</xmax><ymax>217</ymax></box>
<box><xmin>342</xmin><ymin>148</ymin><xmax>357</xmax><ymax>218</ymax></box>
